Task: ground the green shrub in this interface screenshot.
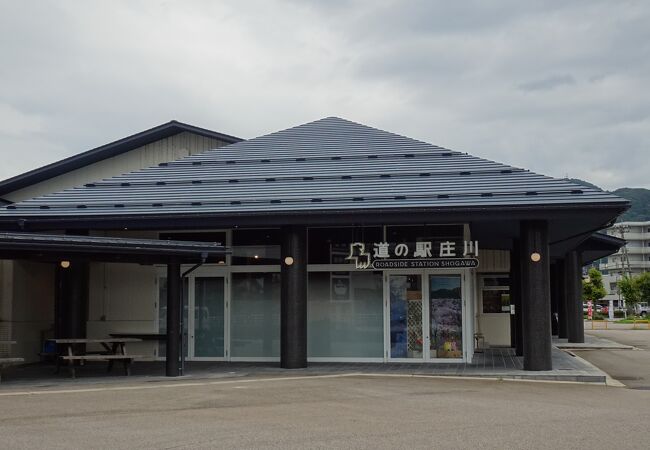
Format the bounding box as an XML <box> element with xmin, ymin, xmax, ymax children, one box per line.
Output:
<box><xmin>584</xmin><ymin>312</ymin><xmax>607</xmax><ymax>321</ymax></box>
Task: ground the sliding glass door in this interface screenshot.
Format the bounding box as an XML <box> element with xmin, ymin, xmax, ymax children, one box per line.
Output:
<box><xmin>389</xmin><ymin>274</ymin><xmax>424</xmax><ymax>359</ymax></box>
<box><xmin>428</xmin><ymin>275</ymin><xmax>463</xmax><ymax>359</ymax></box>
<box><xmin>193</xmin><ymin>277</ymin><xmax>225</xmax><ymax>358</ymax></box>
<box><xmin>158</xmin><ymin>275</ymin><xmax>226</xmax><ymax>360</ymax></box>
<box><xmin>387</xmin><ymin>272</ymin><xmax>464</xmax><ymax>361</ymax></box>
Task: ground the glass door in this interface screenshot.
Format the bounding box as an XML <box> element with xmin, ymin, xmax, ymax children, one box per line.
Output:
<box><xmin>389</xmin><ymin>274</ymin><xmax>424</xmax><ymax>359</ymax></box>
<box><xmin>192</xmin><ymin>277</ymin><xmax>226</xmax><ymax>358</ymax></box>
<box><xmin>428</xmin><ymin>275</ymin><xmax>463</xmax><ymax>359</ymax></box>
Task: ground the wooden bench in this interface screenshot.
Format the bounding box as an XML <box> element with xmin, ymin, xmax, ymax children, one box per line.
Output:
<box><xmin>60</xmin><ymin>354</ymin><xmax>142</xmax><ymax>378</ymax></box>
<box><xmin>48</xmin><ymin>338</ymin><xmax>143</xmax><ymax>378</ymax></box>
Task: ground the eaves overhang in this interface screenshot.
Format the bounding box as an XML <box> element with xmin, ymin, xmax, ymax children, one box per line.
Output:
<box><xmin>0</xmin><ymin>201</ymin><xmax>629</xmax><ymax>249</ymax></box>
<box><xmin>578</xmin><ymin>232</ymin><xmax>626</xmax><ymax>266</ymax></box>
<box><xmin>0</xmin><ymin>232</ymin><xmax>230</xmax><ymax>264</ymax></box>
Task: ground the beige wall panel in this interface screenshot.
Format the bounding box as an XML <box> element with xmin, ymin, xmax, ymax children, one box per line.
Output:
<box><xmin>87</xmin><ymin>262</ymin><xmax>158</xmax><ymax>358</ymax></box>
<box><xmin>105</xmin><ymin>263</ymin><xmax>157</xmax><ymax>321</ymax></box>
<box><xmin>6</xmin><ymin>132</ymin><xmax>229</xmax><ymax>202</ymax></box>
<box><xmin>10</xmin><ymin>261</ymin><xmax>55</xmax><ymax>362</ymax></box>
<box><xmin>478</xmin><ymin>250</ymin><xmax>510</xmax><ymax>272</ymax></box>
<box><xmin>478</xmin><ymin>315</ymin><xmax>511</xmax><ymax>346</ymax></box>
<box><xmin>88</xmin><ymin>262</ymin><xmax>106</xmax><ymax>321</ymax></box>
<box><xmin>12</xmin><ymin>261</ymin><xmax>54</xmax><ymax>322</ymax></box>
<box><xmin>475</xmin><ymin>251</ymin><xmax>510</xmax><ymax>347</ymax></box>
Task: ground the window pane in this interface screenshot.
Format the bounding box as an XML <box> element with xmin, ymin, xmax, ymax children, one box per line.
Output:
<box><xmin>308</xmin><ymin>227</ymin><xmax>382</xmax><ymax>264</ymax></box>
<box><xmin>308</xmin><ymin>271</ymin><xmax>384</xmax><ymax>358</ymax></box>
<box><xmin>482</xmin><ymin>276</ymin><xmax>510</xmax><ymax>287</ymax></box>
<box><xmin>386</xmin><ymin>225</ymin><xmax>464</xmax><ymax>257</ymax></box>
<box><xmin>194</xmin><ymin>277</ymin><xmax>225</xmax><ymax>357</ymax></box>
<box><xmin>482</xmin><ymin>290</ymin><xmax>510</xmax><ymax>313</ymax></box>
<box><xmin>231</xmin><ymin>273</ymin><xmax>281</xmax><ymax>357</ymax></box>
<box><xmin>232</xmin><ymin>229</ymin><xmax>280</xmax><ymax>265</ymax></box>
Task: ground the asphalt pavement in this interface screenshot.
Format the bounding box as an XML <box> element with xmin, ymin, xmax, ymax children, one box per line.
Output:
<box><xmin>1</xmin><ymin>373</ymin><xmax>649</xmax><ymax>449</ymax></box>
<box><xmin>575</xmin><ymin>329</ymin><xmax>650</xmax><ymax>390</ymax></box>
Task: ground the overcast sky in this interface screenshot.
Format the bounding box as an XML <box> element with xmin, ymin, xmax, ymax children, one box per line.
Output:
<box><xmin>1</xmin><ymin>0</ymin><xmax>649</xmax><ymax>190</ymax></box>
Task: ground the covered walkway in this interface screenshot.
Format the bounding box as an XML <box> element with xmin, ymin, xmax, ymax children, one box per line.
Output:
<box><xmin>0</xmin><ymin>346</ymin><xmax>606</xmax><ymax>388</ymax></box>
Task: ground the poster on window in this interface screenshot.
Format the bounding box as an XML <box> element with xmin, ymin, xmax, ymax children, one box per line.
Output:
<box><xmin>330</xmin><ymin>273</ymin><xmax>350</xmax><ymax>301</ymax></box>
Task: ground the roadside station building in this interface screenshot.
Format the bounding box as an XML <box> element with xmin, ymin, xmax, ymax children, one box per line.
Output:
<box><xmin>0</xmin><ymin>117</ymin><xmax>627</xmax><ymax>375</ymax></box>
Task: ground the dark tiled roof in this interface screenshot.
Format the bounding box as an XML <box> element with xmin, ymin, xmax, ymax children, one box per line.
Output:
<box><xmin>0</xmin><ymin>117</ymin><xmax>627</xmax><ymax>218</ymax></box>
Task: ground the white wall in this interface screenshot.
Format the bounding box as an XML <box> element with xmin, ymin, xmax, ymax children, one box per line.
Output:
<box><xmin>475</xmin><ymin>250</ymin><xmax>511</xmax><ymax>347</ymax></box>
<box><xmin>0</xmin><ymin>261</ymin><xmax>55</xmax><ymax>362</ymax></box>
<box><xmin>5</xmin><ymin>132</ymin><xmax>230</xmax><ymax>203</ymax></box>
<box><xmin>87</xmin><ymin>262</ymin><xmax>159</xmax><ymax>358</ymax></box>
<box><xmin>86</xmin><ymin>230</ymin><xmax>161</xmax><ymax>358</ymax></box>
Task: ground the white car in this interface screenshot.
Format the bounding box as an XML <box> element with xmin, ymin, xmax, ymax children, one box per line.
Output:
<box><xmin>634</xmin><ymin>303</ymin><xmax>650</xmax><ymax>317</ymax></box>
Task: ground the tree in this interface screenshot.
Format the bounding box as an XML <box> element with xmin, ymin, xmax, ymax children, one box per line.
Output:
<box><xmin>582</xmin><ymin>268</ymin><xmax>607</xmax><ymax>304</ymax></box>
<box><xmin>636</xmin><ymin>272</ymin><xmax>650</xmax><ymax>303</ymax></box>
<box><xmin>618</xmin><ymin>275</ymin><xmax>641</xmax><ymax>311</ymax></box>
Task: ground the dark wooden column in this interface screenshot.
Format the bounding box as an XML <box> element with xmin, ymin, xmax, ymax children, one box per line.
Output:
<box><xmin>166</xmin><ymin>259</ymin><xmax>182</xmax><ymax>377</ymax></box>
<box><xmin>55</xmin><ymin>230</ymin><xmax>89</xmax><ymax>341</ymax></box>
<box><xmin>565</xmin><ymin>250</ymin><xmax>584</xmax><ymax>343</ymax></box>
<box><xmin>520</xmin><ymin>221</ymin><xmax>552</xmax><ymax>371</ymax></box>
<box><xmin>511</xmin><ymin>241</ymin><xmax>524</xmax><ymax>356</ymax></box>
<box><xmin>55</xmin><ymin>261</ymin><xmax>89</xmax><ymax>339</ymax></box>
<box><xmin>556</xmin><ymin>259</ymin><xmax>568</xmax><ymax>339</ymax></box>
<box><xmin>509</xmin><ymin>248</ymin><xmax>516</xmax><ymax>349</ymax></box>
<box><xmin>281</xmin><ymin>225</ymin><xmax>308</xmax><ymax>369</ymax></box>
<box><xmin>550</xmin><ymin>263</ymin><xmax>559</xmax><ymax>336</ymax></box>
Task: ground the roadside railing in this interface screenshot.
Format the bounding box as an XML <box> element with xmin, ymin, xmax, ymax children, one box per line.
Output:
<box><xmin>589</xmin><ymin>319</ymin><xmax>650</xmax><ymax>330</ymax></box>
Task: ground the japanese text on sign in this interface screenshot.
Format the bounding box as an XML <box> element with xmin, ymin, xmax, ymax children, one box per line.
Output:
<box><xmin>346</xmin><ymin>241</ymin><xmax>479</xmax><ymax>270</ymax></box>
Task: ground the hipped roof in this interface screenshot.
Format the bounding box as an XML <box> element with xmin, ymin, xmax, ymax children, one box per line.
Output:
<box><xmin>0</xmin><ymin>117</ymin><xmax>627</xmax><ymax>223</ymax></box>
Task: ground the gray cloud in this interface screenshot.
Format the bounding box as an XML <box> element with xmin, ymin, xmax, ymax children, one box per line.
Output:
<box><xmin>0</xmin><ymin>0</ymin><xmax>649</xmax><ymax>191</ymax></box>
<box><xmin>519</xmin><ymin>75</ymin><xmax>576</xmax><ymax>91</ymax></box>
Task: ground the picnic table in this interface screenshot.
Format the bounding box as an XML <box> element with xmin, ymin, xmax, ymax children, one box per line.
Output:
<box><xmin>109</xmin><ymin>333</ymin><xmax>167</xmax><ymax>341</ymax></box>
<box><xmin>47</xmin><ymin>338</ymin><xmax>142</xmax><ymax>378</ymax></box>
<box><xmin>0</xmin><ymin>340</ymin><xmax>24</xmax><ymax>383</ymax></box>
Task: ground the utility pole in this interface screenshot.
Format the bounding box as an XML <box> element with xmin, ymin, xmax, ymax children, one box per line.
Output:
<box><xmin>611</xmin><ymin>224</ymin><xmax>632</xmax><ymax>278</ymax></box>
<box><xmin>611</xmin><ymin>224</ymin><xmax>632</xmax><ymax>315</ymax></box>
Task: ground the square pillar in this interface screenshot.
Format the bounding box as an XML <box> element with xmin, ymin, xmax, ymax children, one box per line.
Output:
<box><xmin>165</xmin><ymin>259</ymin><xmax>182</xmax><ymax>377</ymax></box>
<box><xmin>556</xmin><ymin>259</ymin><xmax>568</xmax><ymax>339</ymax></box>
<box><xmin>281</xmin><ymin>225</ymin><xmax>308</xmax><ymax>369</ymax></box>
<box><xmin>550</xmin><ymin>263</ymin><xmax>559</xmax><ymax>336</ymax></box>
<box><xmin>55</xmin><ymin>261</ymin><xmax>89</xmax><ymax>340</ymax></box>
<box><xmin>510</xmin><ymin>242</ymin><xmax>523</xmax><ymax>355</ymax></box>
<box><xmin>520</xmin><ymin>220</ymin><xmax>552</xmax><ymax>371</ymax></box>
<box><xmin>565</xmin><ymin>250</ymin><xmax>584</xmax><ymax>343</ymax></box>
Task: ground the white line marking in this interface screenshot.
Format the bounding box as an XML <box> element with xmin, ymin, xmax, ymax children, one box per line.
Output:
<box><xmin>0</xmin><ymin>371</ymin><xmax>606</xmax><ymax>397</ymax></box>
<box><xmin>0</xmin><ymin>373</ymin><xmax>362</xmax><ymax>397</ymax></box>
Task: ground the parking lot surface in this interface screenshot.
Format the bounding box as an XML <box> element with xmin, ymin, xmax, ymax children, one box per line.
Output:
<box><xmin>1</xmin><ymin>373</ymin><xmax>648</xmax><ymax>449</ymax></box>
<box><xmin>575</xmin><ymin>329</ymin><xmax>650</xmax><ymax>390</ymax></box>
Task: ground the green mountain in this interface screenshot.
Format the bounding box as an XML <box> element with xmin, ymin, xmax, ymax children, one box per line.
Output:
<box><xmin>612</xmin><ymin>188</ymin><xmax>650</xmax><ymax>222</ymax></box>
<box><xmin>567</xmin><ymin>179</ymin><xmax>650</xmax><ymax>222</ymax></box>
